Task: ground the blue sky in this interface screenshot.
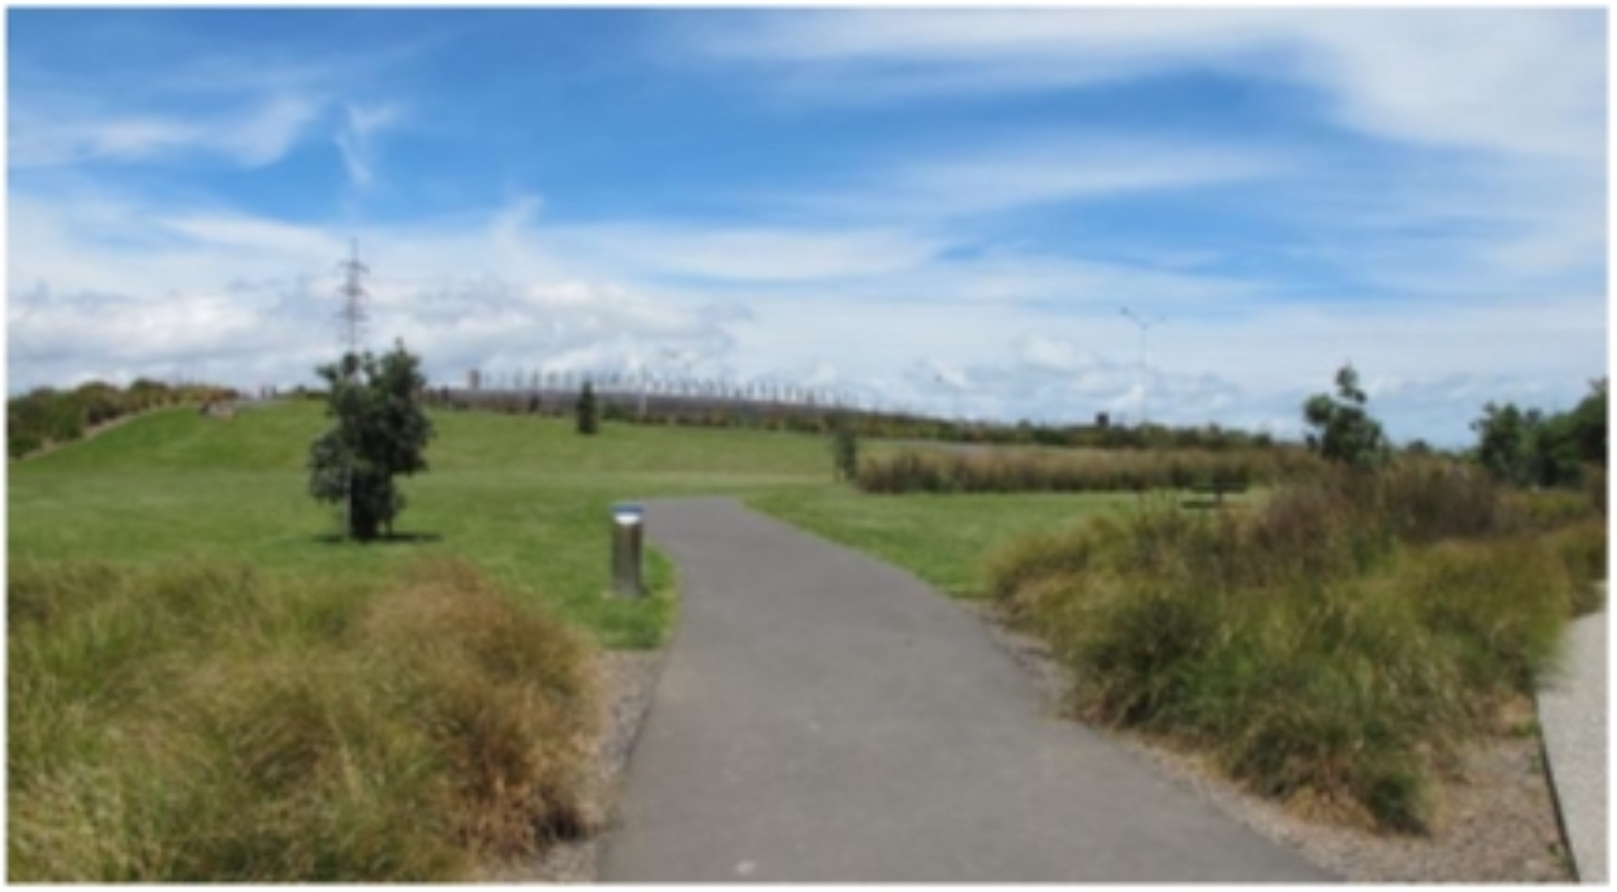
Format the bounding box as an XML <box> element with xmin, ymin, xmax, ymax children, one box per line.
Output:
<box><xmin>7</xmin><ymin>7</ymin><xmax>1607</xmax><ymax>446</ymax></box>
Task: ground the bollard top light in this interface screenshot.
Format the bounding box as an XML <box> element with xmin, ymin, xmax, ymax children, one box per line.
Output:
<box><xmin>612</xmin><ymin>504</ymin><xmax>644</xmax><ymax>525</ymax></box>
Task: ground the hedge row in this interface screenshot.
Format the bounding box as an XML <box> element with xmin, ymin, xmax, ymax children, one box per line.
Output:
<box><xmin>8</xmin><ymin>380</ymin><xmax>237</xmax><ymax>459</ymax></box>
<box><xmin>854</xmin><ymin>446</ymin><xmax>1321</xmax><ymax>494</ymax></box>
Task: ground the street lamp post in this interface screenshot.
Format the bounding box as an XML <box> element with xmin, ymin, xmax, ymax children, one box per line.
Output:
<box><xmin>1119</xmin><ymin>308</ymin><xmax>1165</xmax><ymax>428</ymax></box>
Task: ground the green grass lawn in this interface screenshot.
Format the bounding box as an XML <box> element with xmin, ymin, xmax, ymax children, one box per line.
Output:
<box><xmin>9</xmin><ymin>402</ymin><xmax>835</xmax><ymax>648</ymax></box>
<box><xmin>10</xmin><ymin>403</ymin><xmax>1142</xmax><ymax>643</ymax></box>
<box><xmin>747</xmin><ymin>487</ymin><xmax>1142</xmax><ymax>598</ymax></box>
<box><xmin>4</xmin><ymin>400</ymin><xmax>1174</xmax><ymax>880</ymax></box>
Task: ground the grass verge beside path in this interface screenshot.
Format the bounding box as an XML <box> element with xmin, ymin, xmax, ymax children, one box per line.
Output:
<box><xmin>748</xmin><ymin>487</ymin><xmax>1141</xmax><ymax>598</ymax></box>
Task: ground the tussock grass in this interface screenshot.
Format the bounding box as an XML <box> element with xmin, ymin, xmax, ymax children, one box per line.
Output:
<box><xmin>988</xmin><ymin>465</ymin><xmax>1593</xmax><ymax>834</ymax></box>
<box><xmin>8</xmin><ymin>557</ymin><xmax>597</xmax><ymax>882</ymax></box>
<box><xmin>1546</xmin><ymin>519</ymin><xmax>1608</xmax><ymax>615</ymax></box>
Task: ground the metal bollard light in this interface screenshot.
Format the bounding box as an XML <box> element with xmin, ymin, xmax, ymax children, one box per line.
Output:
<box><xmin>611</xmin><ymin>503</ymin><xmax>645</xmax><ymax>597</ymax></box>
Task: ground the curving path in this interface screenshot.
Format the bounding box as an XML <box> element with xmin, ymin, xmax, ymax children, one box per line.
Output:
<box><xmin>599</xmin><ymin>497</ymin><xmax>1333</xmax><ymax>883</ymax></box>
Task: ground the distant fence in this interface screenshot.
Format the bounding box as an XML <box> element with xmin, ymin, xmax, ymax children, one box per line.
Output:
<box><xmin>424</xmin><ymin>385</ymin><xmax>864</xmax><ymax>431</ymax></box>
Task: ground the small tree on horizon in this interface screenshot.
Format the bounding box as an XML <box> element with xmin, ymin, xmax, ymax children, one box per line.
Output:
<box><xmin>1303</xmin><ymin>363</ymin><xmax>1389</xmax><ymax>470</ymax></box>
<box><xmin>308</xmin><ymin>340</ymin><xmax>434</xmax><ymax>541</ymax></box>
<box><xmin>831</xmin><ymin>418</ymin><xmax>859</xmax><ymax>481</ymax></box>
<box><xmin>576</xmin><ymin>380</ymin><xmax>599</xmax><ymax>435</ymax></box>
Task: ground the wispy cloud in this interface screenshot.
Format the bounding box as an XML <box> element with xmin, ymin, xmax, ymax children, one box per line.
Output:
<box><xmin>774</xmin><ymin>135</ymin><xmax>1286</xmax><ymax>223</ymax></box>
<box><xmin>10</xmin><ymin>95</ymin><xmax>322</xmax><ymax>169</ymax></box>
<box><xmin>688</xmin><ymin>8</ymin><xmax>1604</xmax><ymax>161</ymax></box>
<box><xmin>546</xmin><ymin>223</ymin><xmax>948</xmax><ymax>283</ymax></box>
<box><xmin>333</xmin><ymin>102</ymin><xmax>402</xmax><ymax>189</ymax></box>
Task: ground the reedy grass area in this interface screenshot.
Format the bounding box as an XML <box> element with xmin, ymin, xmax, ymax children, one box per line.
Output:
<box><xmin>852</xmin><ymin>443</ymin><xmax>1318</xmax><ymax>494</ymax></box>
<box><xmin>987</xmin><ymin>465</ymin><xmax>1605</xmax><ymax>833</ymax></box>
<box><xmin>8</xmin><ymin>557</ymin><xmax>595</xmax><ymax>881</ymax></box>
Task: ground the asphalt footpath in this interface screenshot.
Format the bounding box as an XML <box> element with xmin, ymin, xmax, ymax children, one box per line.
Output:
<box><xmin>1537</xmin><ymin>606</ymin><xmax>1607</xmax><ymax>884</ymax></box>
<box><xmin>599</xmin><ymin>497</ymin><xmax>1334</xmax><ymax>883</ymax></box>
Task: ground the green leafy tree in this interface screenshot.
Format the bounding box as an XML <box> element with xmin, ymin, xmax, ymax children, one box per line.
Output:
<box><xmin>1531</xmin><ymin>410</ymin><xmax>1584</xmax><ymax>488</ymax></box>
<box><xmin>1473</xmin><ymin>381</ymin><xmax>1605</xmax><ymax>489</ymax></box>
<box><xmin>1473</xmin><ymin>401</ymin><xmax>1535</xmax><ymax>485</ymax></box>
<box><xmin>576</xmin><ymin>380</ymin><xmax>599</xmax><ymax>435</ymax></box>
<box><xmin>308</xmin><ymin>341</ymin><xmax>435</xmax><ymax>541</ymax></box>
<box><xmin>1303</xmin><ymin>363</ymin><xmax>1389</xmax><ymax>469</ymax></box>
<box><xmin>1568</xmin><ymin>377</ymin><xmax>1608</xmax><ymax>467</ymax></box>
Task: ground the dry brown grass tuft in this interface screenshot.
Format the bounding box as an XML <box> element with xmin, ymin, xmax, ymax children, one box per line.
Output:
<box><xmin>8</xmin><ymin>557</ymin><xmax>600</xmax><ymax>881</ymax></box>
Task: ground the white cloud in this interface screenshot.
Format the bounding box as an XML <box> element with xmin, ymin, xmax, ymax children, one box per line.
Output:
<box><xmin>785</xmin><ymin>136</ymin><xmax>1287</xmax><ymax>222</ymax></box>
<box><xmin>1296</xmin><ymin>11</ymin><xmax>1604</xmax><ymax>163</ymax></box>
<box><xmin>10</xmin><ymin>95</ymin><xmax>323</xmax><ymax>170</ymax></box>
<box><xmin>542</xmin><ymin>223</ymin><xmax>947</xmax><ymax>283</ymax></box>
<box><xmin>224</xmin><ymin>96</ymin><xmax>324</xmax><ymax>168</ymax></box>
<box><xmin>6</xmin><ymin>189</ymin><xmax>761</xmax><ymax>394</ymax></box>
<box><xmin>689</xmin><ymin>8</ymin><xmax>1603</xmax><ymax>161</ymax></box>
<box><xmin>14</xmin><ymin>176</ymin><xmax>1599</xmax><ymax>448</ymax></box>
<box><xmin>156</xmin><ymin>213</ymin><xmax>342</xmax><ymax>258</ymax></box>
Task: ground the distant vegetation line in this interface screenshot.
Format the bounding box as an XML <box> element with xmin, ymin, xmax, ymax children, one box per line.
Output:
<box><xmin>423</xmin><ymin>384</ymin><xmax>1290</xmax><ymax>453</ymax></box>
<box><xmin>8</xmin><ymin>379</ymin><xmax>240</xmax><ymax>460</ymax></box>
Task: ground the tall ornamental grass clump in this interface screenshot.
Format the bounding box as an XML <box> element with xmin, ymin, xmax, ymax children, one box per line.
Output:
<box><xmin>987</xmin><ymin>464</ymin><xmax>1598</xmax><ymax>834</ymax></box>
<box><xmin>8</xmin><ymin>558</ymin><xmax>598</xmax><ymax>882</ymax></box>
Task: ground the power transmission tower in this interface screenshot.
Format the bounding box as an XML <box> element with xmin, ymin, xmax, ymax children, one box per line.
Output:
<box><xmin>338</xmin><ymin>239</ymin><xmax>370</xmax><ymax>358</ymax></box>
<box><xmin>1119</xmin><ymin>307</ymin><xmax>1165</xmax><ymax>429</ymax></box>
<box><xmin>335</xmin><ymin>239</ymin><xmax>370</xmax><ymax>539</ymax></box>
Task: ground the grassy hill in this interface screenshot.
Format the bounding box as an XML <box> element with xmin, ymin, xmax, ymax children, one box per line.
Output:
<box><xmin>11</xmin><ymin>400</ymin><xmax>1123</xmax><ymax>641</ymax></box>
<box><xmin>9</xmin><ymin>400</ymin><xmax>841</xmax><ymax>648</ymax></box>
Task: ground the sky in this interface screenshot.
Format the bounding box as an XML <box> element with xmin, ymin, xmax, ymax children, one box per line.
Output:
<box><xmin>6</xmin><ymin>6</ymin><xmax>1608</xmax><ymax>447</ymax></box>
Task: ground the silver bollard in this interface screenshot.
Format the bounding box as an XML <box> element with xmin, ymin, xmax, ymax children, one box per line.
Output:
<box><xmin>611</xmin><ymin>503</ymin><xmax>645</xmax><ymax>597</ymax></box>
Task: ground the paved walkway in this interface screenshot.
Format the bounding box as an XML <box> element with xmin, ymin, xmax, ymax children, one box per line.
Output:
<box><xmin>600</xmin><ymin>498</ymin><xmax>1333</xmax><ymax>883</ymax></box>
<box><xmin>1538</xmin><ymin>607</ymin><xmax>1607</xmax><ymax>883</ymax></box>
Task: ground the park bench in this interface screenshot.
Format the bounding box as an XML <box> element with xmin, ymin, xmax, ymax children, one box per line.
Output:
<box><xmin>1184</xmin><ymin>476</ymin><xmax>1249</xmax><ymax>509</ymax></box>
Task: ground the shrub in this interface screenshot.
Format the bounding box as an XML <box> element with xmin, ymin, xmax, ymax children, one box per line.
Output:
<box><xmin>576</xmin><ymin>382</ymin><xmax>599</xmax><ymax>435</ymax></box>
<box><xmin>831</xmin><ymin>422</ymin><xmax>859</xmax><ymax>481</ymax></box>
<box><xmin>7</xmin><ymin>380</ymin><xmax>238</xmax><ymax>460</ymax></box>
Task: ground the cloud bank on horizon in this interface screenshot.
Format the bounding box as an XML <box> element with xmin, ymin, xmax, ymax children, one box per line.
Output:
<box><xmin>7</xmin><ymin>7</ymin><xmax>1607</xmax><ymax>446</ymax></box>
